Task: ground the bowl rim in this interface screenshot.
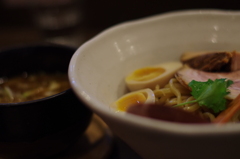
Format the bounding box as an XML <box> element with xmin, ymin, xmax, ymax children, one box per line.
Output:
<box><xmin>0</xmin><ymin>43</ymin><xmax>77</xmax><ymax>107</ymax></box>
<box><xmin>69</xmin><ymin>9</ymin><xmax>240</xmax><ymax>136</ymax></box>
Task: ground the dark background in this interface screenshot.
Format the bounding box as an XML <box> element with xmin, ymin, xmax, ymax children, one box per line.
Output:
<box><xmin>1</xmin><ymin>0</ymin><xmax>240</xmax><ymax>28</ymax></box>
<box><xmin>0</xmin><ymin>0</ymin><xmax>240</xmax><ymax>48</ymax></box>
<box><xmin>0</xmin><ymin>0</ymin><xmax>240</xmax><ymax>158</ymax></box>
<box><xmin>82</xmin><ymin>0</ymin><xmax>240</xmax><ymax>28</ymax></box>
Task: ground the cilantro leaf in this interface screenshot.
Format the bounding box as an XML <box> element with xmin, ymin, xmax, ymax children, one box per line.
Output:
<box><xmin>174</xmin><ymin>79</ymin><xmax>233</xmax><ymax>113</ymax></box>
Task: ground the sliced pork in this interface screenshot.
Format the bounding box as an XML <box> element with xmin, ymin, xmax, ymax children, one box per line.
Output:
<box><xmin>175</xmin><ymin>65</ymin><xmax>240</xmax><ymax>100</ymax></box>
<box><xmin>181</xmin><ymin>51</ymin><xmax>240</xmax><ymax>72</ymax></box>
<box><xmin>127</xmin><ymin>103</ymin><xmax>208</xmax><ymax>124</ymax></box>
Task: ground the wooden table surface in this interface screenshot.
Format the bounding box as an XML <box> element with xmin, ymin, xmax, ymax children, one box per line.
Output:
<box><xmin>45</xmin><ymin>114</ymin><xmax>142</xmax><ymax>159</ymax></box>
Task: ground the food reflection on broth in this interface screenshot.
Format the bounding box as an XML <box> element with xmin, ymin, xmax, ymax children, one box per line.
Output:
<box><xmin>0</xmin><ymin>72</ymin><xmax>70</xmax><ymax>103</ymax></box>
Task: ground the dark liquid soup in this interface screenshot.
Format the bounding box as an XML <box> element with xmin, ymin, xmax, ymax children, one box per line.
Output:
<box><xmin>0</xmin><ymin>72</ymin><xmax>70</xmax><ymax>103</ymax></box>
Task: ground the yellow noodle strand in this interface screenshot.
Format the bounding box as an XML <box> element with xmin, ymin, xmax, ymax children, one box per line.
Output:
<box><xmin>202</xmin><ymin>112</ymin><xmax>216</xmax><ymax>122</ymax></box>
<box><xmin>169</xmin><ymin>78</ymin><xmax>182</xmax><ymax>104</ymax></box>
<box><xmin>152</xmin><ymin>77</ymin><xmax>220</xmax><ymax>121</ymax></box>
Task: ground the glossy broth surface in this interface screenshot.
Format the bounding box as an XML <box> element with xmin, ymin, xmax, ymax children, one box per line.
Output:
<box><xmin>0</xmin><ymin>72</ymin><xmax>70</xmax><ymax>103</ymax></box>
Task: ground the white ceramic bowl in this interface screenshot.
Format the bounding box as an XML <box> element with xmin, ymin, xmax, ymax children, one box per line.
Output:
<box><xmin>69</xmin><ymin>10</ymin><xmax>240</xmax><ymax>159</ymax></box>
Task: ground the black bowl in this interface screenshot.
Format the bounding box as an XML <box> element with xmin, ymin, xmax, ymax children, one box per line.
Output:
<box><xmin>0</xmin><ymin>43</ymin><xmax>93</xmax><ymax>159</ymax></box>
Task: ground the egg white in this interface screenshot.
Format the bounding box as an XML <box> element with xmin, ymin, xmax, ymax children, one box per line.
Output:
<box><xmin>125</xmin><ymin>62</ymin><xmax>183</xmax><ymax>91</ymax></box>
<box><xmin>111</xmin><ymin>88</ymin><xmax>155</xmax><ymax>112</ymax></box>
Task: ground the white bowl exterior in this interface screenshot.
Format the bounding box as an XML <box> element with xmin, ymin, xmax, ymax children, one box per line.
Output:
<box><xmin>69</xmin><ymin>10</ymin><xmax>240</xmax><ymax>159</ymax></box>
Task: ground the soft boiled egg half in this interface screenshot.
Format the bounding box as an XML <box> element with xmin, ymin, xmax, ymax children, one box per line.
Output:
<box><xmin>125</xmin><ymin>62</ymin><xmax>183</xmax><ymax>91</ymax></box>
<box><xmin>112</xmin><ymin>88</ymin><xmax>155</xmax><ymax>112</ymax></box>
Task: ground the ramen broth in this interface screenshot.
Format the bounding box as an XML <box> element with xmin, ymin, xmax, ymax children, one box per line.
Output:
<box><xmin>0</xmin><ymin>72</ymin><xmax>70</xmax><ymax>103</ymax></box>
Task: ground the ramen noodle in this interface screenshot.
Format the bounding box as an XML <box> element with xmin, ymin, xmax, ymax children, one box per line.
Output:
<box><xmin>115</xmin><ymin>76</ymin><xmax>238</xmax><ymax>123</ymax></box>
<box><xmin>153</xmin><ymin>78</ymin><xmax>219</xmax><ymax>122</ymax></box>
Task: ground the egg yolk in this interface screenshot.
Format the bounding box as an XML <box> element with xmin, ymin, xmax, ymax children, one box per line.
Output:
<box><xmin>115</xmin><ymin>92</ymin><xmax>147</xmax><ymax>112</ymax></box>
<box><xmin>126</xmin><ymin>67</ymin><xmax>165</xmax><ymax>82</ymax></box>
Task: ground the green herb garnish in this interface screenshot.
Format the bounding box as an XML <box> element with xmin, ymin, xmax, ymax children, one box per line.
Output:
<box><xmin>174</xmin><ymin>79</ymin><xmax>233</xmax><ymax>113</ymax></box>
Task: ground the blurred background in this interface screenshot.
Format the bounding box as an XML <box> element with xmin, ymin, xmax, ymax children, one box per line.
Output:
<box><xmin>0</xmin><ymin>0</ymin><xmax>240</xmax><ymax>49</ymax></box>
<box><xmin>0</xmin><ymin>0</ymin><xmax>240</xmax><ymax>158</ymax></box>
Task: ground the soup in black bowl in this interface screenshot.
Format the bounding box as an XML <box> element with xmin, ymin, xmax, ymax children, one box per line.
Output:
<box><xmin>0</xmin><ymin>43</ymin><xmax>92</xmax><ymax>159</ymax></box>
